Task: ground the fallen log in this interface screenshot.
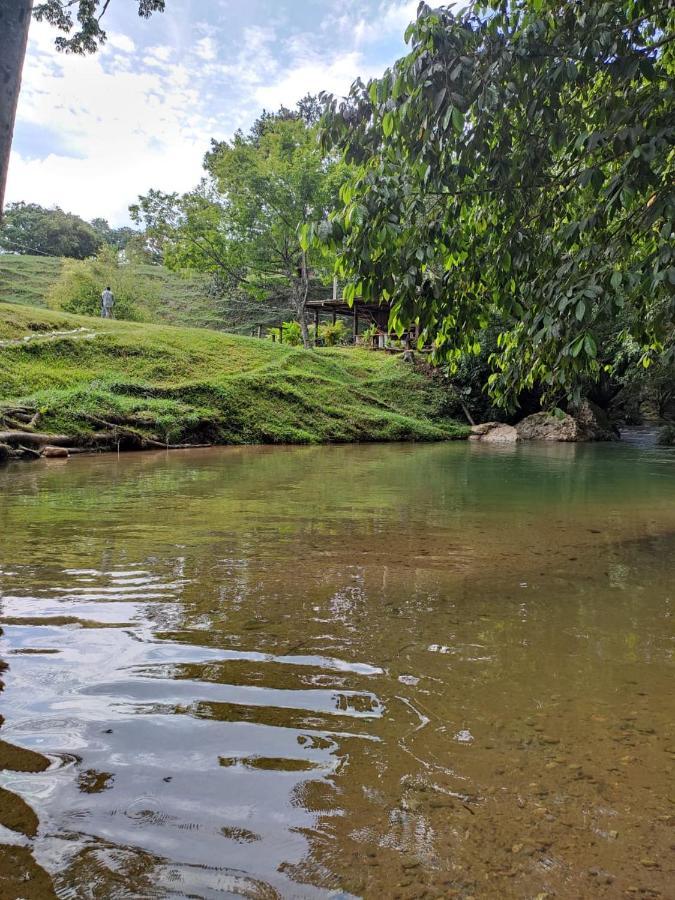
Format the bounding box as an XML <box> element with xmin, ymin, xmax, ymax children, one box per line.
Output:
<box><xmin>0</xmin><ymin>431</ymin><xmax>73</xmax><ymax>447</ymax></box>
<box><xmin>18</xmin><ymin>444</ymin><xmax>41</xmax><ymax>459</ymax></box>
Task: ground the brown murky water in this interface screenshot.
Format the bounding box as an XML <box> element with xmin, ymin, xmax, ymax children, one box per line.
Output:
<box><xmin>0</xmin><ymin>440</ymin><xmax>673</xmax><ymax>899</ymax></box>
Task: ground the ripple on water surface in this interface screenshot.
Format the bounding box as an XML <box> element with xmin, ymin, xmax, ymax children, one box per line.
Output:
<box><xmin>0</xmin><ymin>441</ymin><xmax>673</xmax><ymax>898</ymax></box>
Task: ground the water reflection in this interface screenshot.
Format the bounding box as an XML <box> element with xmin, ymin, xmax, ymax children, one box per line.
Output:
<box><xmin>0</xmin><ymin>441</ymin><xmax>673</xmax><ymax>898</ymax></box>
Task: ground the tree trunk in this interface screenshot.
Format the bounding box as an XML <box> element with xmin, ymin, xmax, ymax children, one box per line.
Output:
<box><xmin>295</xmin><ymin>250</ymin><xmax>311</xmax><ymax>349</ymax></box>
<box><xmin>0</xmin><ymin>0</ymin><xmax>33</xmax><ymax>220</ymax></box>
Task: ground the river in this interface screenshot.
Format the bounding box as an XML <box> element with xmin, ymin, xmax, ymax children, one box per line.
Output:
<box><xmin>0</xmin><ymin>440</ymin><xmax>673</xmax><ymax>898</ymax></box>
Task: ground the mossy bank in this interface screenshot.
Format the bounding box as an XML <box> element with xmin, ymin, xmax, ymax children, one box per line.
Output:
<box><xmin>0</xmin><ymin>302</ymin><xmax>467</xmax><ymax>453</ymax></box>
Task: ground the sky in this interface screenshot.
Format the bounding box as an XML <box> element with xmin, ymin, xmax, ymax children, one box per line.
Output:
<box><xmin>7</xmin><ymin>0</ymin><xmax>418</xmax><ymax>226</ymax></box>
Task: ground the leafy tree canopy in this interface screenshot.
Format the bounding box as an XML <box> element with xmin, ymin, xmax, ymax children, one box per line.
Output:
<box><xmin>319</xmin><ymin>0</ymin><xmax>674</xmax><ymax>408</ymax></box>
<box><xmin>132</xmin><ymin>102</ymin><xmax>344</xmax><ymax>346</ymax></box>
<box><xmin>0</xmin><ymin>202</ymin><xmax>102</xmax><ymax>258</ymax></box>
<box><xmin>33</xmin><ymin>0</ymin><xmax>165</xmax><ymax>52</ymax></box>
<box><xmin>90</xmin><ymin>217</ymin><xmax>137</xmax><ymax>251</ymax></box>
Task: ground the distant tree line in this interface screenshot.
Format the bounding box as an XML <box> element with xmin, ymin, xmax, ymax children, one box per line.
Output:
<box><xmin>0</xmin><ymin>202</ymin><xmax>137</xmax><ymax>258</ymax></box>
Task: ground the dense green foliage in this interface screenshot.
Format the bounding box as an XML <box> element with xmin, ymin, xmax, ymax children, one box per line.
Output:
<box><xmin>90</xmin><ymin>218</ymin><xmax>136</xmax><ymax>251</ymax></box>
<box><xmin>132</xmin><ymin>103</ymin><xmax>342</xmax><ymax>347</ymax></box>
<box><xmin>0</xmin><ymin>202</ymin><xmax>102</xmax><ymax>258</ymax></box>
<box><xmin>47</xmin><ymin>246</ymin><xmax>151</xmax><ymax>320</ymax></box>
<box><xmin>319</xmin><ymin>0</ymin><xmax>674</xmax><ymax>408</ymax></box>
<box><xmin>0</xmin><ymin>302</ymin><xmax>467</xmax><ymax>445</ymax></box>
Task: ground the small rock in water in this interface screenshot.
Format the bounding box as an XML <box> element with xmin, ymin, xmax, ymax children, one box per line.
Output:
<box><xmin>43</xmin><ymin>446</ymin><xmax>69</xmax><ymax>458</ymax></box>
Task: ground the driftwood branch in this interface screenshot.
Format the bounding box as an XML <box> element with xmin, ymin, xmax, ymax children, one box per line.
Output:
<box><xmin>18</xmin><ymin>444</ymin><xmax>41</xmax><ymax>459</ymax></box>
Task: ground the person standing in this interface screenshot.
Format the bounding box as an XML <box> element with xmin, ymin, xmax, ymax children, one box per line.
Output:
<box><xmin>100</xmin><ymin>286</ymin><xmax>114</xmax><ymax>319</ymax></box>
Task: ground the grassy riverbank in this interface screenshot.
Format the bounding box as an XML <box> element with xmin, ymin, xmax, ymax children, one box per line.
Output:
<box><xmin>0</xmin><ymin>302</ymin><xmax>467</xmax><ymax>448</ymax></box>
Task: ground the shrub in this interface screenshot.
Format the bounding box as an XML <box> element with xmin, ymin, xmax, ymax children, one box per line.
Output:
<box><xmin>48</xmin><ymin>246</ymin><xmax>156</xmax><ymax>321</ymax></box>
<box><xmin>319</xmin><ymin>320</ymin><xmax>348</xmax><ymax>346</ymax></box>
<box><xmin>268</xmin><ymin>321</ymin><xmax>303</xmax><ymax>345</ymax></box>
<box><xmin>657</xmin><ymin>424</ymin><xmax>675</xmax><ymax>446</ymax></box>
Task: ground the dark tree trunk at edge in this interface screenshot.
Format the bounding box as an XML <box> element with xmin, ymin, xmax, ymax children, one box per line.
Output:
<box><xmin>0</xmin><ymin>0</ymin><xmax>33</xmax><ymax>221</ymax></box>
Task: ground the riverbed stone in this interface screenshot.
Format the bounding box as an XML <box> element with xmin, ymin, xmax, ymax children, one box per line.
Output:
<box><xmin>515</xmin><ymin>400</ymin><xmax>617</xmax><ymax>442</ymax></box>
<box><xmin>516</xmin><ymin>411</ymin><xmax>578</xmax><ymax>441</ymax></box>
<box><xmin>571</xmin><ymin>399</ymin><xmax>618</xmax><ymax>440</ymax></box>
<box><xmin>477</xmin><ymin>423</ymin><xmax>519</xmax><ymax>443</ymax></box>
<box><xmin>42</xmin><ymin>446</ymin><xmax>69</xmax><ymax>458</ymax></box>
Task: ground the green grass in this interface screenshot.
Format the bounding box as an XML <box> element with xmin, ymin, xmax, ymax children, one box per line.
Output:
<box><xmin>0</xmin><ymin>254</ymin><xmax>294</xmax><ymax>332</ymax></box>
<box><xmin>0</xmin><ymin>302</ymin><xmax>468</xmax><ymax>447</ymax></box>
<box><xmin>0</xmin><ymin>255</ymin><xmax>63</xmax><ymax>307</ymax></box>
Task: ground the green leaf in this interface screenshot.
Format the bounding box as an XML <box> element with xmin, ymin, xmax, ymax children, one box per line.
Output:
<box><xmin>571</xmin><ymin>335</ymin><xmax>585</xmax><ymax>357</ymax></box>
<box><xmin>575</xmin><ymin>299</ymin><xmax>585</xmax><ymax>321</ymax></box>
<box><xmin>452</xmin><ymin>107</ymin><xmax>464</xmax><ymax>133</ymax></box>
<box><xmin>382</xmin><ymin>112</ymin><xmax>394</xmax><ymax>137</ymax></box>
<box><xmin>584</xmin><ymin>334</ymin><xmax>597</xmax><ymax>358</ymax></box>
<box><xmin>610</xmin><ymin>270</ymin><xmax>622</xmax><ymax>290</ymax></box>
<box><xmin>433</xmin><ymin>87</ymin><xmax>447</xmax><ymax>113</ymax></box>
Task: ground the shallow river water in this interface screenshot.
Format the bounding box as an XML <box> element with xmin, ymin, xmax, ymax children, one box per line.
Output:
<box><xmin>0</xmin><ymin>440</ymin><xmax>673</xmax><ymax>899</ymax></box>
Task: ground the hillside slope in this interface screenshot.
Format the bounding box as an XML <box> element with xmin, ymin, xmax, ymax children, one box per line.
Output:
<box><xmin>0</xmin><ymin>254</ymin><xmax>295</xmax><ymax>333</ymax></box>
<box><xmin>0</xmin><ymin>255</ymin><xmax>63</xmax><ymax>307</ymax></box>
<box><xmin>0</xmin><ymin>303</ymin><xmax>466</xmax><ymax>448</ymax></box>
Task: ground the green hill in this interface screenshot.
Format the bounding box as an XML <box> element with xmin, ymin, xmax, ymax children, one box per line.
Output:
<box><xmin>0</xmin><ymin>255</ymin><xmax>63</xmax><ymax>307</ymax></box>
<box><xmin>0</xmin><ymin>303</ymin><xmax>466</xmax><ymax>449</ymax></box>
<box><xmin>0</xmin><ymin>254</ymin><xmax>295</xmax><ymax>333</ymax></box>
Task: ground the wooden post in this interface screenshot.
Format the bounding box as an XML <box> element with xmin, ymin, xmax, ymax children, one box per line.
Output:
<box><xmin>279</xmin><ymin>324</ymin><xmax>283</xmax><ymax>344</ymax></box>
<box><xmin>332</xmin><ymin>310</ymin><xmax>337</xmax><ymax>325</ymax></box>
<box><xmin>332</xmin><ymin>276</ymin><xmax>338</xmax><ymax>301</ymax></box>
<box><xmin>314</xmin><ymin>308</ymin><xmax>320</xmax><ymax>344</ymax></box>
<box><xmin>257</xmin><ymin>325</ymin><xmax>262</xmax><ymax>339</ymax></box>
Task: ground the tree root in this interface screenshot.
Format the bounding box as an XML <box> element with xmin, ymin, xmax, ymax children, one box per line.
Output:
<box><xmin>0</xmin><ymin>431</ymin><xmax>74</xmax><ymax>447</ymax></box>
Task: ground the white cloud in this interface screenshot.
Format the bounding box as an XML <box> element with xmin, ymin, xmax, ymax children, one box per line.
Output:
<box><xmin>6</xmin><ymin>2</ymin><xmax>414</xmax><ymax>226</ymax></box>
<box><xmin>254</xmin><ymin>50</ymin><xmax>380</xmax><ymax>110</ymax></box>
<box><xmin>106</xmin><ymin>31</ymin><xmax>136</xmax><ymax>53</ymax></box>
<box><xmin>146</xmin><ymin>44</ymin><xmax>173</xmax><ymax>62</ymax></box>
<box><xmin>323</xmin><ymin>0</ymin><xmax>417</xmax><ymax>46</ymax></box>
<box><xmin>195</xmin><ymin>36</ymin><xmax>216</xmax><ymax>61</ymax></box>
<box><xmin>6</xmin><ymin>22</ymin><xmax>213</xmax><ymax>224</ymax></box>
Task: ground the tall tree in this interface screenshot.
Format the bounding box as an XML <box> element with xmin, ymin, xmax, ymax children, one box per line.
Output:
<box><xmin>320</xmin><ymin>0</ymin><xmax>674</xmax><ymax>408</ymax></box>
<box><xmin>132</xmin><ymin>108</ymin><xmax>341</xmax><ymax>347</ymax></box>
<box><xmin>0</xmin><ymin>0</ymin><xmax>165</xmax><ymax>219</ymax></box>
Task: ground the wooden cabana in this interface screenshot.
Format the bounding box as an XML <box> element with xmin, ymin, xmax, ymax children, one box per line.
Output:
<box><xmin>305</xmin><ymin>296</ymin><xmax>391</xmax><ymax>342</ymax></box>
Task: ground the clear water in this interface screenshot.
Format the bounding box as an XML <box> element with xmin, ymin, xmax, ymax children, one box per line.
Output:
<box><xmin>0</xmin><ymin>440</ymin><xmax>673</xmax><ymax>898</ymax></box>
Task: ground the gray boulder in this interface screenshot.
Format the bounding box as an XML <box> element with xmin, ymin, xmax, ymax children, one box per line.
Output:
<box><xmin>516</xmin><ymin>401</ymin><xmax>617</xmax><ymax>442</ymax></box>
<box><xmin>516</xmin><ymin>412</ymin><xmax>578</xmax><ymax>442</ymax></box>
<box><xmin>470</xmin><ymin>422</ymin><xmax>519</xmax><ymax>443</ymax></box>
